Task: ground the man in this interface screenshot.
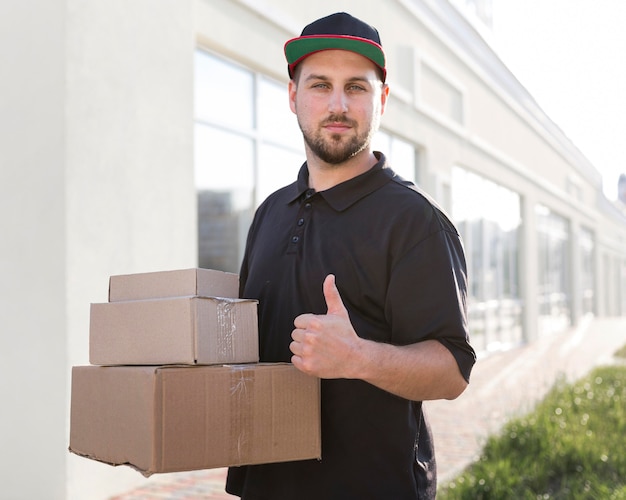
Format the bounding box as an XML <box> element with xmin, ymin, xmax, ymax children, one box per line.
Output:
<box><xmin>226</xmin><ymin>12</ymin><xmax>476</xmax><ymax>500</ymax></box>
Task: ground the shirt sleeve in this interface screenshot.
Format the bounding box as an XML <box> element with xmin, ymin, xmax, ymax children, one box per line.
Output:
<box><xmin>385</xmin><ymin>225</ymin><xmax>476</xmax><ymax>382</ymax></box>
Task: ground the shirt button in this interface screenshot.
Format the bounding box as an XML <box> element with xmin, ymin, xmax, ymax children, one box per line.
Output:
<box><xmin>291</xmin><ymin>236</ymin><xmax>299</xmax><ymax>243</ymax></box>
<box><xmin>305</xmin><ymin>189</ymin><xmax>315</xmax><ymax>199</ymax></box>
<box><xmin>297</xmin><ymin>218</ymin><xmax>305</xmax><ymax>226</ymax></box>
<box><xmin>304</xmin><ymin>203</ymin><xmax>312</xmax><ymax>210</ymax></box>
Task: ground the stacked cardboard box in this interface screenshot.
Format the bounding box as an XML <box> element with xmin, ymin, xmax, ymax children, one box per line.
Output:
<box><xmin>69</xmin><ymin>268</ymin><xmax>321</xmax><ymax>476</ymax></box>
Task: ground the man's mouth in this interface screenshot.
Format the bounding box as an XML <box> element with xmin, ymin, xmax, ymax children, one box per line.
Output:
<box><xmin>324</xmin><ymin>122</ymin><xmax>351</xmax><ymax>133</ymax></box>
<box><xmin>322</xmin><ymin>117</ymin><xmax>354</xmax><ymax>133</ymax></box>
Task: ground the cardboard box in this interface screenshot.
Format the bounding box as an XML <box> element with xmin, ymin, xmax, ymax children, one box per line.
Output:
<box><xmin>109</xmin><ymin>268</ymin><xmax>239</xmax><ymax>302</ymax></box>
<box><xmin>90</xmin><ymin>296</ymin><xmax>259</xmax><ymax>365</ymax></box>
<box><xmin>69</xmin><ymin>364</ymin><xmax>321</xmax><ymax>475</ymax></box>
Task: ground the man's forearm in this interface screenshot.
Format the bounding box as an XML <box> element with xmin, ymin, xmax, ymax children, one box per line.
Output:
<box><xmin>350</xmin><ymin>338</ymin><xmax>468</xmax><ymax>401</ymax></box>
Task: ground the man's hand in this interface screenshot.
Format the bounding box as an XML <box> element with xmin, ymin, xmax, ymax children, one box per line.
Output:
<box><xmin>290</xmin><ymin>274</ymin><xmax>467</xmax><ymax>400</ymax></box>
<box><xmin>290</xmin><ymin>274</ymin><xmax>362</xmax><ymax>378</ymax></box>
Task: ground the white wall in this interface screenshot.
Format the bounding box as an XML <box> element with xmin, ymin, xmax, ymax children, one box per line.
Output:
<box><xmin>0</xmin><ymin>1</ymin><xmax>67</xmax><ymax>498</ymax></box>
<box><xmin>1</xmin><ymin>1</ymin><xmax>196</xmax><ymax>498</ymax></box>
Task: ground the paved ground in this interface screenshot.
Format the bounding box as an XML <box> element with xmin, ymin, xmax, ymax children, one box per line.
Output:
<box><xmin>109</xmin><ymin>469</ymin><xmax>234</xmax><ymax>500</ymax></box>
<box><xmin>112</xmin><ymin>315</ymin><xmax>626</xmax><ymax>499</ymax></box>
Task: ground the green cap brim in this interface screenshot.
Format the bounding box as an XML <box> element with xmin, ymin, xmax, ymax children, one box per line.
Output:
<box><xmin>285</xmin><ymin>35</ymin><xmax>386</xmax><ymax>80</ymax></box>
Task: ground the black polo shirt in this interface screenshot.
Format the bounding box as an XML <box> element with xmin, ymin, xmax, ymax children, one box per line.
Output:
<box><xmin>227</xmin><ymin>153</ymin><xmax>475</xmax><ymax>500</ymax></box>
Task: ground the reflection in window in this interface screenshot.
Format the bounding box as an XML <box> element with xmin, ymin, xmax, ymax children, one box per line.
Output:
<box><xmin>194</xmin><ymin>125</ymin><xmax>254</xmax><ymax>272</ymax></box>
<box><xmin>536</xmin><ymin>204</ymin><xmax>571</xmax><ymax>334</ymax></box>
<box><xmin>194</xmin><ymin>50</ymin><xmax>303</xmax><ymax>273</ymax></box>
<box><xmin>579</xmin><ymin>227</ymin><xmax>595</xmax><ymax>314</ymax></box>
<box><xmin>194</xmin><ymin>125</ymin><xmax>254</xmax><ymax>209</ymax></box>
<box><xmin>452</xmin><ymin>167</ymin><xmax>522</xmax><ymax>353</ymax></box>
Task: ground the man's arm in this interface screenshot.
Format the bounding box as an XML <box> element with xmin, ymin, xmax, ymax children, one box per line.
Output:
<box><xmin>290</xmin><ymin>274</ymin><xmax>468</xmax><ymax>401</ymax></box>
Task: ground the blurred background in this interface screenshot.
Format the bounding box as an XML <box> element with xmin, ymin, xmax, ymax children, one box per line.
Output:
<box><xmin>1</xmin><ymin>0</ymin><xmax>625</xmax><ymax>498</ymax></box>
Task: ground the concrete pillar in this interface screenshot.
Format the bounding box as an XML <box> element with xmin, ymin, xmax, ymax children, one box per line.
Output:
<box><xmin>520</xmin><ymin>194</ymin><xmax>539</xmax><ymax>342</ymax></box>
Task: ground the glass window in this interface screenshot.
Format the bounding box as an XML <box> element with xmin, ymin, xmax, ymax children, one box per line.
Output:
<box><xmin>194</xmin><ymin>124</ymin><xmax>254</xmax><ymax>209</ymax></box>
<box><xmin>194</xmin><ymin>50</ymin><xmax>254</xmax><ymax>130</ymax></box>
<box><xmin>194</xmin><ymin>50</ymin><xmax>304</xmax><ymax>273</ymax></box>
<box><xmin>258</xmin><ymin>77</ymin><xmax>301</xmax><ymax>146</ymax></box>
<box><xmin>195</xmin><ymin>124</ymin><xmax>254</xmax><ymax>273</ymax></box>
<box><xmin>452</xmin><ymin>167</ymin><xmax>522</xmax><ymax>353</ymax></box>
<box><xmin>579</xmin><ymin>227</ymin><xmax>595</xmax><ymax>314</ymax></box>
<box><xmin>372</xmin><ymin>132</ymin><xmax>417</xmax><ymax>183</ymax></box>
<box><xmin>389</xmin><ymin>136</ymin><xmax>416</xmax><ymax>183</ymax></box>
<box><xmin>621</xmin><ymin>258</ymin><xmax>626</xmax><ymax>315</ymax></box>
<box><xmin>371</xmin><ymin>131</ymin><xmax>391</xmax><ymax>161</ymax></box>
<box><xmin>536</xmin><ymin>204</ymin><xmax>571</xmax><ymax>334</ymax></box>
<box><xmin>257</xmin><ymin>143</ymin><xmax>303</xmax><ymax>205</ymax></box>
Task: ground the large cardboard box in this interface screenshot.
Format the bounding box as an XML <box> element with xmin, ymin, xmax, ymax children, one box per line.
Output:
<box><xmin>69</xmin><ymin>364</ymin><xmax>321</xmax><ymax>475</ymax></box>
<box><xmin>109</xmin><ymin>268</ymin><xmax>239</xmax><ymax>302</ymax></box>
<box><xmin>90</xmin><ymin>296</ymin><xmax>259</xmax><ymax>365</ymax></box>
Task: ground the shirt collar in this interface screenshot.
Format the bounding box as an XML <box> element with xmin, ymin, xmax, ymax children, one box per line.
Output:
<box><xmin>287</xmin><ymin>152</ymin><xmax>394</xmax><ymax>211</ymax></box>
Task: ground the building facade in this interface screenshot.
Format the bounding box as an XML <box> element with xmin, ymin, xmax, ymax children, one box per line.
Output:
<box><xmin>1</xmin><ymin>0</ymin><xmax>625</xmax><ymax>498</ymax></box>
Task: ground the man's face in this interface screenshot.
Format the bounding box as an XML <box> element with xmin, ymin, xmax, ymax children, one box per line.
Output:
<box><xmin>289</xmin><ymin>50</ymin><xmax>388</xmax><ymax>166</ymax></box>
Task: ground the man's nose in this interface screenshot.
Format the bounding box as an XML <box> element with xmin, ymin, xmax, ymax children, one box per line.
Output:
<box><xmin>328</xmin><ymin>89</ymin><xmax>348</xmax><ymax>113</ymax></box>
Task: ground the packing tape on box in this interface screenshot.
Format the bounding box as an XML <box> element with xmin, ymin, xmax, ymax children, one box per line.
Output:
<box><xmin>229</xmin><ymin>366</ymin><xmax>254</xmax><ymax>465</ymax></box>
<box><xmin>216</xmin><ymin>300</ymin><xmax>236</xmax><ymax>360</ymax></box>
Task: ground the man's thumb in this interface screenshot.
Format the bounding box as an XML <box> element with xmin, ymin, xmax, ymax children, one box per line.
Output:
<box><xmin>323</xmin><ymin>274</ymin><xmax>348</xmax><ymax>316</ymax></box>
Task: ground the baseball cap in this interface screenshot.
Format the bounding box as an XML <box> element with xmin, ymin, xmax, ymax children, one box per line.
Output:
<box><xmin>284</xmin><ymin>12</ymin><xmax>386</xmax><ymax>82</ymax></box>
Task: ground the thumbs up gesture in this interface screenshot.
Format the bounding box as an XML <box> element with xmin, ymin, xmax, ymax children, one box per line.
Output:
<box><xmin>290</xmin><ymin>274</ymin><xmax>363</xmax><ymax>379</ymax></box>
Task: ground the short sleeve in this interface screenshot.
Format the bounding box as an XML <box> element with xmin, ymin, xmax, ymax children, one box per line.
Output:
<box><xmin>385</xmin><ymin>227</ymin><xmax>476</xmax><ymax>382</ymax></box>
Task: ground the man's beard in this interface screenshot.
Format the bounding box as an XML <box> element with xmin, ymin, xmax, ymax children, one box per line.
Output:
<box><xmin>299</xmin><ymin>114</ymin><xmax>377</xmax><ymax>165</ymax></box>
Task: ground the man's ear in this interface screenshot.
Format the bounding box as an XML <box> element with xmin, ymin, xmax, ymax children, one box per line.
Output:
<box><xmin>380</xmin><ymin>83</ymin><xmax>390</xmax><ymax>115</ymax></box>
<box><xmin>288</xmin><ymin>79</ymin><xmax>297</xmax><ymax>114</ymax></box>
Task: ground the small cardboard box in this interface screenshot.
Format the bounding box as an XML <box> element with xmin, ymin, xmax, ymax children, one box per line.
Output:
<box><xmin>109</xmin><ymin>268</ymin><xmax>239</xmax><ymax>302</ymax></box>
<box><xmin>69</xmin><ymin>364</ymin><xmax>321</xmax><ymax>475</ymax></box>
<box><xmin>90</xmin><ymin>296</ymin><xmax>259</xmax><ymax>365</ymax></box>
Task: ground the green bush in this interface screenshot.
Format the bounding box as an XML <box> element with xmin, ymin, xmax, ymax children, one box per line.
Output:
<box><xmin>614</xmin><ymin>344</ymin><xmax>626</xmax><ymax>360</ymax></box>
<box><xmin>439</xmin><ymin>364</ymin><xmax>626</xmax><ymax>499</ymax></box>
